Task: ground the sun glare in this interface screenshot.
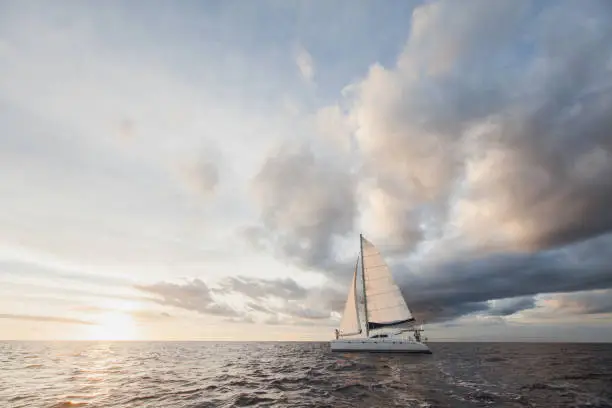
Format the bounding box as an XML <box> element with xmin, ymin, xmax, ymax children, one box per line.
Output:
<box><xmin>87</xmin><ymin>311</ymin><xmax>138</xmax><ymax>340</ymax></box>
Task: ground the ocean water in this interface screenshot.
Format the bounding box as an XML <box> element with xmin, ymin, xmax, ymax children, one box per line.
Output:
<box><xmin>1</xmin><ymin>342</ymin><xmax>611</xmax><ymax>408</ymax></box>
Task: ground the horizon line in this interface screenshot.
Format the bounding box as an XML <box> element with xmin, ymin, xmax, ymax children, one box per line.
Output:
<box><xmin>1</xmin><ymin>339</ymin><xmax>611</xmax><ymax>344</ymax></box>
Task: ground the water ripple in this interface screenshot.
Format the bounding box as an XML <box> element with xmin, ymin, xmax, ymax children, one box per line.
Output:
<box><xmin>0</xmin><ymin>342</ymin><xmax>611</xmax><ymax>407</ymax></box>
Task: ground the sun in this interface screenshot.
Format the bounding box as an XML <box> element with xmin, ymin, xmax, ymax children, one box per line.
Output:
<box><xmin>87</xmin><ymin>310</ymin><xmax>138</xmax><ymax>341</ymax></box>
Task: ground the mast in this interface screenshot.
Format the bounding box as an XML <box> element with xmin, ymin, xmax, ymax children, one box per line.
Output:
<box><xmin>353</xmin><ymin>256</ymin><xmax>360</xmax><ymax>330</ymax></box>
<box><xmin>360</xmin><ymin>233</ymin><xmax>369</xmax><ymax>337</ymax></box>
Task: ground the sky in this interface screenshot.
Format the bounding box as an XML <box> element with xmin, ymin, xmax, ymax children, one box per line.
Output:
<box><xmin>1</xmin><ymin>0</ymin><xmax>612</xmax><ymax>342</ymax></box>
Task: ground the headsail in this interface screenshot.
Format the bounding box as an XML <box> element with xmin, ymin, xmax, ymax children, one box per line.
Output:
<box><xmin>338</xmin><ymin>258</ymin><xmax>362</xmax><ymax>336</ymax></box>
<box><xmin>361</xmin><ymin>236</ymin><xmax>415</xmax><ymax>331</ymax></box>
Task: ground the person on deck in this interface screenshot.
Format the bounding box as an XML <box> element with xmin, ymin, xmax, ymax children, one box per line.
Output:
<box><xmin>334</xmin><ymin>329</ymin><xmax>339</xmax><ymax>340</ymax></box>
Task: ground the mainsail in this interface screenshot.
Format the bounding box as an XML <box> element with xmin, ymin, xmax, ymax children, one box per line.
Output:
<box><xmin>338</xmin><ymin>258</ymin><xmax>361</xmax><ymax>335</ymax></box>
<box><xmin>361</xmin><ymin>236</ymin><xmax>415</xmax><ymax>331</ymax></box>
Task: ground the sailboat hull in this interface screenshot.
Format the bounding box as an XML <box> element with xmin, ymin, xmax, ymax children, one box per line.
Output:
<box><xmin>330</xmin><ymin>338</ymin><xmax>432</xmax><ymax>354</ymax></box>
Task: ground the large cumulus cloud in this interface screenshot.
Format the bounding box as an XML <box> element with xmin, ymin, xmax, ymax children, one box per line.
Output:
<box><xmin>245</xmin><ymin>0</ymin><xmax>612</xmax><ymax>325</ymax></box>
<box><xmin>246</xmin><ymin>143</ymin><xmax>357</xmax><ymax>274</ymax></box>
<box><xmin>351</xmin><ymin>0</ymin><xmax>612</xmax><ymax>254</ymax></box>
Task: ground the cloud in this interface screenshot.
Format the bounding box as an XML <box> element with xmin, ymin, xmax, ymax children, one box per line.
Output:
<box><xmin>218</xmin><ymin>276</ymin><xmax>338</xmax><ymax>324</ymax></box>
<box><xmin>404</xmin><ymin>0</ymin><xmax>530</xmax><ymax>76</ymax></box>
<box><xmin>225</xmin><ymin>315</ymin><xmax>255</xmax><ymax>324</ymax></box>
<box><xmin>130</xmin><ymin>310</ymin><xmax>173</xmax><ymax>322</ymax></box>
<box><xmin>172</xmin><ymin>143</ymin><xmax>223</xmax><ymax>199</ymax></box>
<box><xmin>348</xmin><ymin>0</ymin><xmax>612</xmax><ymax>252</ymax></box>
<box><xmin>295</xmin><ymin>45</ymin><xmax>315</xmax><ymax>82</ymax></box>
<box><xmin>0</xmin><ymin>313</ymin><xmax>94</xmax><ymax>325</ymax></box>
<box><xmin>242</xmin><ymin>0</ymin><xmax>612</xmax><ymax>327</ymax></box>
<box><xmin>487</xmin><ymin>296</ymin><xmax>536</xmax><ymax>317</ymax></box>
<box><xmin>286</xmin><ymin>305</ymin><xmax>331</xmax><ymax>320</ymax></box>
<box><xmin>1</xmin><ymin>280</ymin><xmax>152</xmax><ymax>305</ymax></box>
<box><xmin>218</xmin><ymin>276</ymin><xmax>307</xmax><ymax>300</ymax></box>
<box><xmin>248</xmin><ymin>143</ymin><xmax>356</xmax><ymax>272</ymax></box>
<box><xmin>117</xmin><ymin>117</ymin><xmax>136</xmax><ymax>141</ymax></box>
<box><xmin>542</xmin><ymin>289</ymin><xmax>612</xmax><ymax>316</ymax></box>
<box><xmin>0</xmin><ymin>259</ymin><xmax>128</xmax><ymax>288</ymax></box>
<box><xmin>399</xmin><ymin>232</ymin><xmax>612</xmax><ymax>322</ymax></box>
<box><xmin>246</xmin><ymin>301</ymin><xmax>274</xmax><ymax>314</ymax></box>
<box><xmin>135</xmin><ymin>279</ymin><xmax>238</xmax><ymax>317</ymax></box>
<box><xmin>176</xmin><ymin>159</ymin><xmax>219</xmax><ymax>197</ymax></box>
<box><xmin>71</xmin><ymin>305</ymin><xmax>173</xmax><ymax>322</ymax></box>
<box><xmin>128</xmin><ymin>274</ymin><xmax>341</xmax><ymax>327</ymax></box>
<box><xmin>71</xmin><ymin>306</ymin><xmax>108</xmax><ymax>313</ymax></box>
<box><xmin>314</xmin><ymin>104</ymin><xmax>354</xmax><ymax>153</ymax></box>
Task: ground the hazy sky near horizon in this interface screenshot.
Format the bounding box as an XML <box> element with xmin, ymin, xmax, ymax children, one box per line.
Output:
<box><xmin>1</xmin><ymin>0</ymin><xmax>612</xmax><ymax>342</ymax></box>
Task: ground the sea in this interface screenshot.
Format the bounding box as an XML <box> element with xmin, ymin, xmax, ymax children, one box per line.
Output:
<box><xmin>1</xmin><ymin>341</ymin><xmax>611</xmax><ymax>408</ymax></box>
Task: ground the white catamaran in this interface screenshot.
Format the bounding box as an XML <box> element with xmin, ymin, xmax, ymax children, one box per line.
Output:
<box><xmin>330</xmin><ymin>234</ymin><xmax>431</xmax><ymax>354</ymax></box>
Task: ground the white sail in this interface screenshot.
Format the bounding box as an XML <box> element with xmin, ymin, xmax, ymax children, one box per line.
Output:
<box><xmin>361</xmin><ymin>236</ymin><xmax>414</xmax><ymax>328</ymax></box>
<box><xmin>338</xmin><ymin>259</ymin><xmax>361</xmax><ymax>335</ymax></box>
